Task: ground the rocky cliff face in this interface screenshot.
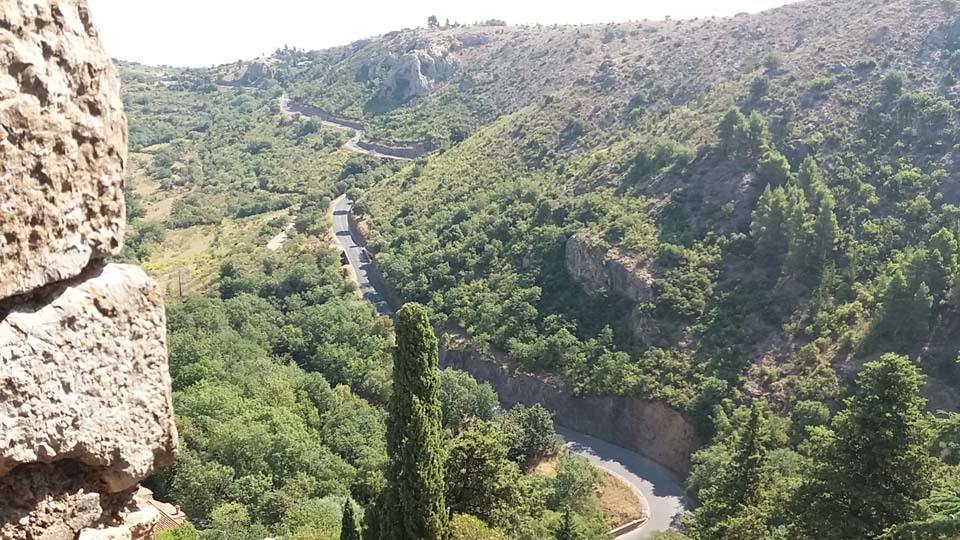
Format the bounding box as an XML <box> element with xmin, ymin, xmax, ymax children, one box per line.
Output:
<box><xmin>381</xmin><ymin>39</ymin><xmax>454</xmax><ymax>103</ymax></box>
<box><xmin>439</xmin><ymin>332</ymin><xmax>700</xmax><ymax>475</ymax></box>
<box><xmin>0</xmin><ymin>2</ymin><xmax>176</xmax><ymax>539</ymax></box>
<box><xmin>565</xmin><ymin>233</ymin><xmax>655</xmax><ymax>304</ymax></box>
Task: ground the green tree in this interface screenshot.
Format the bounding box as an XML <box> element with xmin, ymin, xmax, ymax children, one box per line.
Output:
<box><xmin>554</xmin><ymin>508</ymin><xmax>583</xmax><ymax>540</ymax></box>
<box><xmin>381</xmin><ymin>303</ymin><xmax>448</xmax><ymax>540</ymax></box>
<box><xmin>156</xmin><ymin>521</ymin><xmax>200</xmax><ymax>540</ymax></box>
<box><xmin>341</xmin><ymin>499</ymin><xmax>363</xmax><ymax>540</ymax></box>
<box><xmin>439</xmin><ymin>369</ymin><xmax>498</xmax><ymax>434</ymax></box>
<box><xmin>752</xmin><ymin>185</ymin><xmax>788</xmax><ymax>261</ymax></box>
<box><xmin>718</xmin><ymin>107</ymin><xmax>749</xmax><ymax>159</ymax></box>
<box><xmin>796</xmin><ymin>156</ymin><xmax>829</xmax><ymax>205</ymax></box>
<box><xmin>746</xmin><ymin>111</ymin><xmax>769</xmax><ymax>153</ymax></box>
<box><xmin>444</xmin><ymin>421</ymin><xmax>522</xmax><ymax>526</ymax></box>
<box><xmin>796</xmin><ymin>354</ymin><xmax>938</xmax><ymax>540</ymax></box>
<box><xmin>502</xmin><ymin>403</ymin><xmax>561</xmax><ymax>467</ymax></box>
<box><xmin>689</xmin><ymin>404</ymin><xmax>771</xmax><ymax>540</ymax></box>
<box><xmin>874</xmin><ymin>269</ymin><xmax>933</xmax><ymax>349</ymax></box>
<box><xmin>757</xmin><ymin>148</ymin><xmax>792</xmax><ymax>187</ymax></box>
<box><xmin>811</xmin><ymin>192</ymin><xmax>838</xmax><ymax>265</ymax></box>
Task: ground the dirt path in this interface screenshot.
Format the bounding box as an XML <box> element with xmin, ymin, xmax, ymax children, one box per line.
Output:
<box><xmin>265</xmin><ymin>219</ymin><xmax>295</xmax><ymax>251</ymax></box>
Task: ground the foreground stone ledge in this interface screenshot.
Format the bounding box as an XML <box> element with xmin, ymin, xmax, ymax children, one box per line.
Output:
<box><xmin>0</xmin><ymin>0</ymin><xmax>127</xmax><ymax>301</ymax></box>
<box><xmin>0</xmin><ymin>461</ymin><xmax>134</xmax><ymax>540</ymax></box>
<box><xmin>0</xmin><ymin>263</ymin><xmax>177</xmax><ymax>492</ymax></box>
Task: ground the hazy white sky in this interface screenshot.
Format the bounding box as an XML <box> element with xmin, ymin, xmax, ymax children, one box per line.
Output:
<box><xmin>86</xmin><ymin>0</ymin><xmax>796</xmax><ymax>67</ymax></box>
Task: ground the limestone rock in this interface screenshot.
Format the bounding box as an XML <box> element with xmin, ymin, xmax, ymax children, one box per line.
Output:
<box><xmin>237</xmin><ymin>58</ymin><xmax>276</xmax><ymax>85</ymax></box>
<box><xmin>0</xmin><ymin>461</ymin><xmax>133</xmax><ymax>540</ymax></box>
<box><xmin>0</xmin><ymin>0</ymin><xmax>127</xmax><ymax>301</ymax></box>
<box><xmin>77</xmin><ymin>498</ymin><xmax>159</xmax><ymax>540</ymax></box>
<box><xmin>0</xmin><ymin>263</ymin><xmax>177</xmax><ymax>492</ymax></box>
<box><xmin>382</xmin><ymin>41</ymin><xmax>454</xmax><ymax>103</ymax></box>
<box><xmin>565</xmin><ymin>233</ymin><xmax>655</xmax><ymax>304</ymax></box>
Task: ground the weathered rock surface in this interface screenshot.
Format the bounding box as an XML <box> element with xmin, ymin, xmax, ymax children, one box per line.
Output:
<box><xmin>237</xmin><ymin>57</ymin><xmax>276</xmax><ymax>85</ymax></box>
<box><xmin>76</xmin><ymin>496</ymin><xmax>160</xmax><ymax>540</ymax></box>
<box><xmin>0</xmin><ymin>0</ymin><xmax>127</xmax><ymax>301</ymax></box>
<box><xmin>0</xmin><ymin>1</ymin><xmax>174</xmax><ymax>537</ymax></box>
<box><xmin>565</xmin><ymin>233</ymin><xmax>655</xmax><ymax>303</ymax></box>
<box><xmin>382</xmin><ymin>40</ymin><xmax>454</xmax><ymax>103</ymax></box>
<box><xmin>0</xmin><ymin>263</ymin><xmax>177</xmax><ymax>491</ymax></box>
<box><xmin>0</xmin><ymin>461</ymin><xmax>133</xmax><ymax>540</ymax></box>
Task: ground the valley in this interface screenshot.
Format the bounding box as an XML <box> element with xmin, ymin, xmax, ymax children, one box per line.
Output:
<box><xmin>109</xmin><ymin>0</ymin><xmax>960</xmax><ymax>538</ymax></box>
<box><xmin>331</xmin><ymin>194</ymin><xmax>690</xmax><ymax>538</ymax></box>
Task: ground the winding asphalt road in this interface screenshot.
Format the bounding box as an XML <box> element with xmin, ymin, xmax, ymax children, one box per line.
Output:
<box><xmin>279</xmin><ymin>95</ymin><xmax>412</xmax><ymax>161</ymax></box>
<box><xmin>330</xmin><ymin>195</ymin><xmax>690</xmax><ymax>538</ymax></box>
<box><xmin>332</xmin><ymin>195</ymin><xmax>394</xmax><ymax>317</ymax></box>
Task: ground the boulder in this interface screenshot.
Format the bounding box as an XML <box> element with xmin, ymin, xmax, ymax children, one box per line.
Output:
<box><xmin>0</xmin><ymin>0</ymin><xmax>127</xmax><ymax>301</ymax></box>
<box><xmin>0</xmin><ymin>263</ymin><xmax>177</xmax><ymax>492</ymax></box>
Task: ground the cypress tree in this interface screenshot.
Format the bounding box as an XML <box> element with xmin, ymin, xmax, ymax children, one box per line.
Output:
<box><xmin>555</xmin><ymin>508</ymin><xmax>581</xmax><ymax>540</ymax></box>
<box><xmin>341</xmin><ymin>499</ymin><xmax>363</xmax><ymax>540</ymax></box>
<box><xmin>382</xmin><ymin>303</ymin><xmax>448</xmax><ymax>540</ymax></box>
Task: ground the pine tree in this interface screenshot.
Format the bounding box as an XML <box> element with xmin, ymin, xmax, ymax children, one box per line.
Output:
<box><xmin>341</xmin><ymin>499</ymin><xmax>363</xmax><ymax>540</ymax></box>
<box><xmin>796</xmin><ymin>156</ymin><xmax>829</xmax><ymax>206</ymax></box>
<box><xmin>718</xmin><ymin>107</ymin><xmax>749</xmax><ymax>159</ymax></box>
<box><xmin>796</xmin><ymin>354</ymin><xmax>937</xmax><ymax>540</ymax></box>
<box><xmin>757</xmin><ymin>148</ymin><xmax>792</xmax><ymax>187</ymax></box>
<box><xmin>928</xmin><ymin>228</ymin><xmax>958</xmax><ymax>302</ymax></box>
<box><xmin>688</xmin><ymin>404</ymin><xmax>771</xmax><ymax>540</ymax></box>
<box><xmin>555</xmin><ymin>508</ymin><xmax>581</xmax><ymax>540</ymax></box>
<box><xmin>746</xmin><ymin>111</ymin><xmax>769</xmax><ymax>154</ymax></box>
<box><xmin>751</xmin><ymin>185</ymin><xmax>788</xmax><ymax>262</ymax></box>
<box><xmin>811</xmin><ymin>192</ymin><xmax>838</xmax><ymax>265</ymax></box>
<box><xmin>381</xmin><ymin>303</ymin><xmax>448</xmax><ymax>540</ymax></box>
<box><xmin>784</xmin><ymin>182</ymin><xmax>813</xmax><ymax>275</ymax></box>
<box><xmin>876</xmin><ymin>268</ymin><xmax>933</xmax><ymax>349</ymax></box>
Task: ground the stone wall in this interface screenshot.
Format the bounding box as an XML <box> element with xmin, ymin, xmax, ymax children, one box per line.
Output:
<box><xmin>355</xmin><ymin>138</ymin><xmax>435</xmax><ymax>159</ymax></box>
<box><xmin>0</xmin><ymin>1</ymin><xmax>177</xmax><ymax>539</ymax></box>
<box><xmin>438</xmin><ymin>332</ymin><xmax>701</xmax><ymax>475</ymax></box>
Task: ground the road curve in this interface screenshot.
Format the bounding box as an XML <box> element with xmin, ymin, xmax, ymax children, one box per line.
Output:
<box><xmin>330</xmin><ymin>195</ymin><xmax>690</xmax><ymax>538</ymax></box>
<box><xmin>557</xmin><ymin>428</ymin><xmax>689</xmax><ymax>539</ymax></box>
<box><xmin>279</xmin><ymin>95</ymin><xmax>412</xmax><ymax>161</ymax></box>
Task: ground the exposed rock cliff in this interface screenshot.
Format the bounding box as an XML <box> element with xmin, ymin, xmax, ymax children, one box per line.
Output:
<box><xmin>565</xmin><ymin>233</ymin><xmax>655</xmax><ymax>304</ymax></box>
<box><xmin>381</xmin><ymin>38</ymin><xmax>454</xmax><ymax>103</ymax></box>
<box><xmin>237</xmin><ymin>58</ymin><xmax>276</xmax><ymax>85</ymax></box>
<box><xmin>0</xmin><ymin>1</ymin><xmax>176</xmax><ymax>539</ymax></box>
<box><xmin>439</xmin><ymin>331</ymin><xmax>700</xmax><ymax>475</ymax></box>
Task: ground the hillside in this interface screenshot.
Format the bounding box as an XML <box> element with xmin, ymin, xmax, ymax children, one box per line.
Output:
<box><xmin>258</xmin><ymin>0</ymin><xmax>960</xmax><ymax>416</ymax></box>
<box><xmin>114</xmin><ymin>0</ymin><xmax>960</xmax><ymax>538</ymax></box>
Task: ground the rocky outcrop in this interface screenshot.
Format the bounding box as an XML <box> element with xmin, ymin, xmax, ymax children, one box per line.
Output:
<box><xmin>0</xmin><ymin>0</ymin><xmax>127</xmax><ymax>300</ymax></box>
<box><xmin>0</xmin><ymin>2</ymin><xmax>176</xmax><ymax>539</ymax></box>
<box><xmin>238</xmin><ymin>58</ymin><xmax>275</xmax><ymax>85</ymax></box>
<box><xmin>0</xmin><ymin>263</ymin><xmax>175</xmax><ymax>490</ymax></box>
<box><xmin>565</xmin><ymin>233</ymin><xmax>655</xmax><ymax>303</ymax></box>
<box><xmin>439</xmin><ymin>332</ymin><xmax>700</xmax><ymax>475</ymax></box>
<box><xmin>381</xmin><ymin>40</ymin><xmax>454</xmax><ymax>103</ymax></box>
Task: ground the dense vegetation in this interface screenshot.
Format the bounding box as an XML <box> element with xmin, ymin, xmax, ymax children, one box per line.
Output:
<box><xmin>123</xmin><ymin>0</ymin><xmax>960</xmax><ymax>538</ymax></box>
<box><xmin>122</xmin><ymin>56</ymin><xmax>624</xmax><ymax>540</ymax></box>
